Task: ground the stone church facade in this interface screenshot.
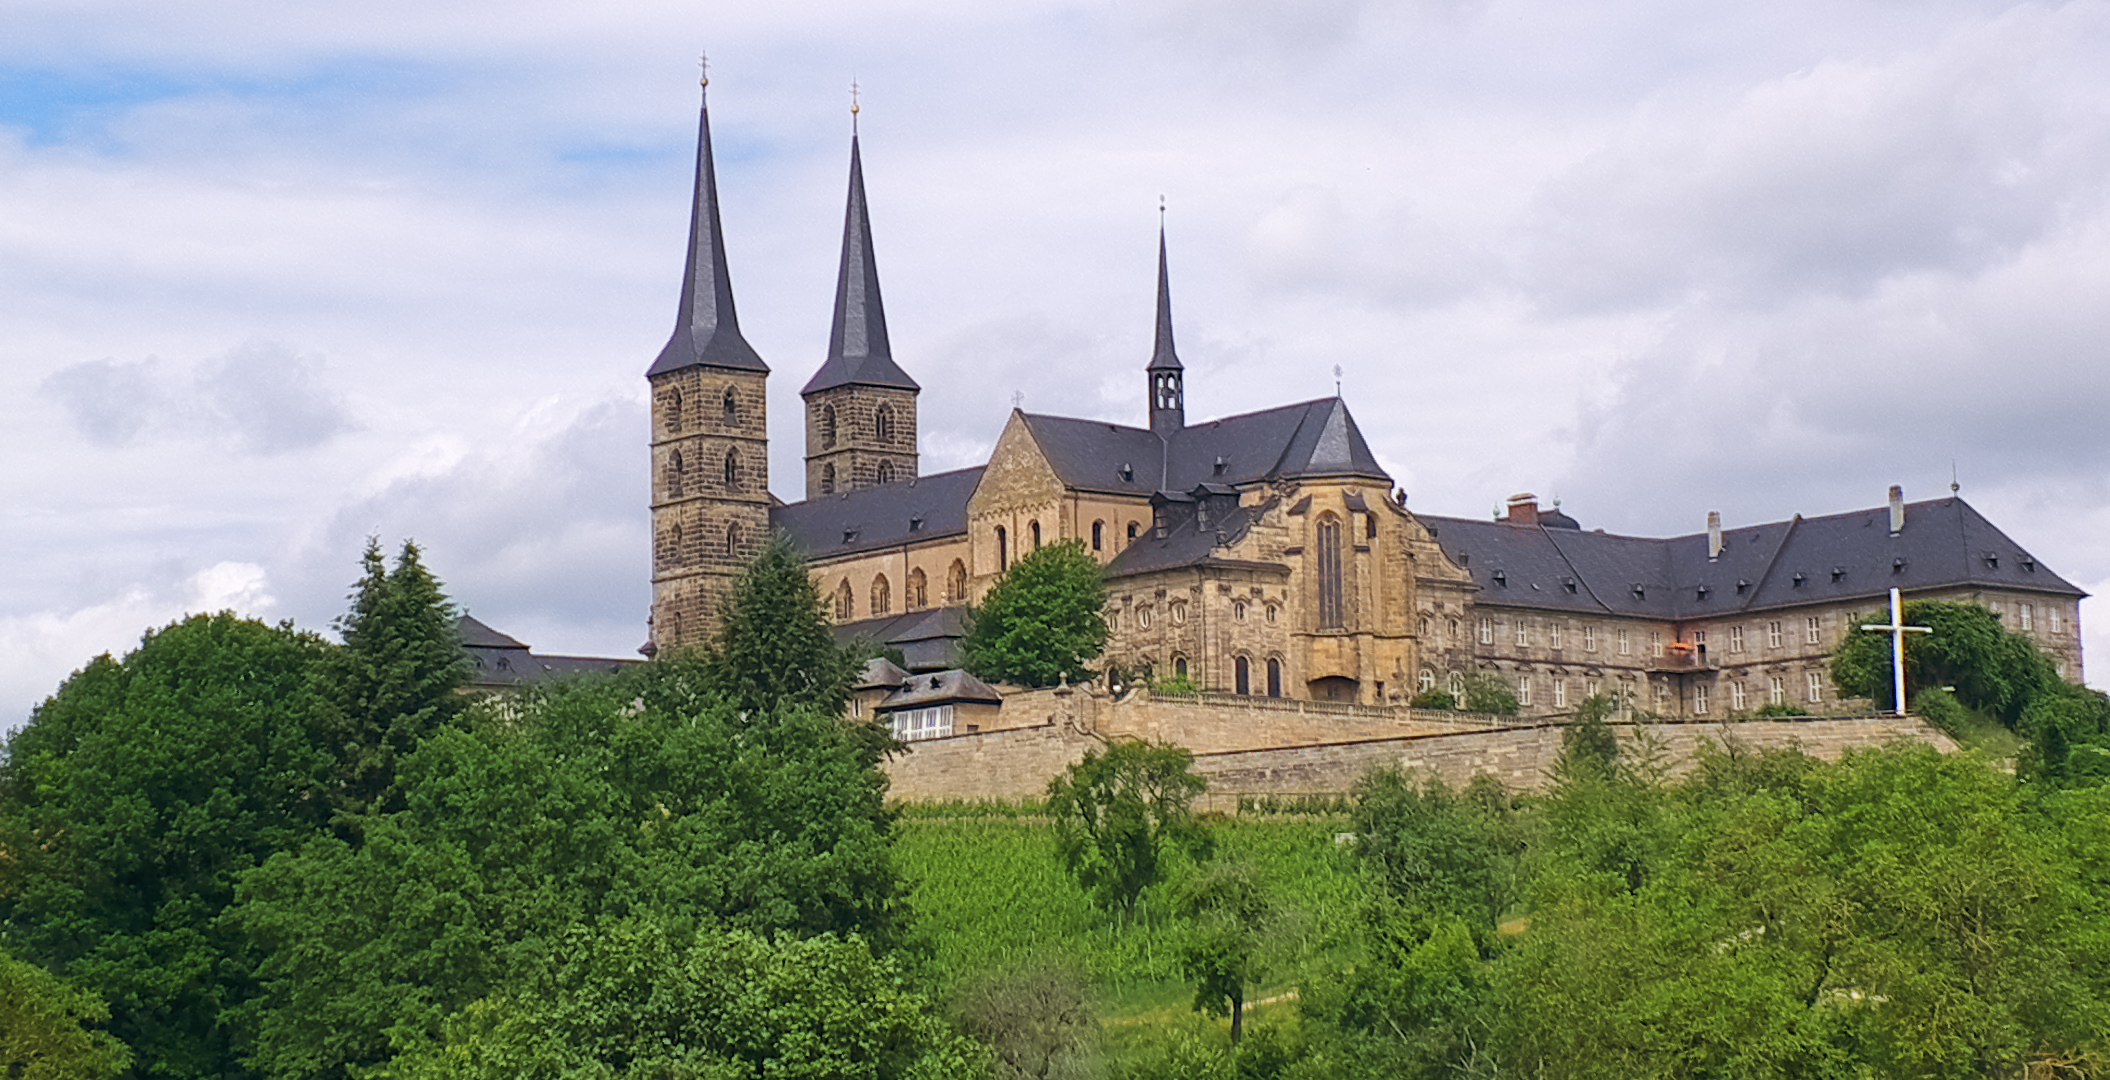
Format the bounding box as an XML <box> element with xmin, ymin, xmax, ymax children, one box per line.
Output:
<box><xmin>642</xmin><ymin>85</ymin><xmax>2087</xmax><ymax>718</ymax></box>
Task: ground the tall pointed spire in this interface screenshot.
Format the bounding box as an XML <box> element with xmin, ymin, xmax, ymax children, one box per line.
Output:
<box><xmin>1147</xmin><ymin>220</ymin><xmax>1185</xmax><ymax>438</ymax></box>
<box><xmin>801</xmin><ymin>131</ymin><xmax>919</xmax><ymax>394</ymax></box>
<box><xmin>1148</xmin><ymin>225</ymin><xmax>1182</xmax><ymax>374</ymax></box>
<box><xmin>649</xmin><ymin>78</ymin><xmax>767</xmax><ymax>376</ymax></box>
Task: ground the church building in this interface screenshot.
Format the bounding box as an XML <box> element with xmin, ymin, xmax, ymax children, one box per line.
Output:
<box><xmin>644</xmin><ymin>85</ymin><xmax>2086</xmax><ymax>719</ymax></box>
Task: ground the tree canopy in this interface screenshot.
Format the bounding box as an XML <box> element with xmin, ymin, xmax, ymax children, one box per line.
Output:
<box><xmin>1830</xmin><ymin>598</ymin><xmax>2057</xmax><ymax>724</ymax></box>
<box><xmin>703</xmin><ymin>533</ymin><xmax>861</xmax><ymax>719</ymax></box>
<box><xmin>963</xmin><ymin>539</ymin><xmax>1108</xmax><ymax>688</ymax></box>
<box><xmin>1044</xmin><ymin>740</ymin><xmax>1206</xmax><ymax>918</ymax></box>
<box><xmin>325</xmin><ymin>537</ymin><xmax>471</xmax><ymax>818</ymax></box>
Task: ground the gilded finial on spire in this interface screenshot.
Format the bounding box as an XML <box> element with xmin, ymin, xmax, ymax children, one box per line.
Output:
<box><xmin>698</xmin><ymin>52</ymin><xmax>709</xmax><ymax>88</ymax></box>
<box><xmin>850</xmin><ymin>78</ymin><xmax>861</xmax><ymax>133</ymax></box>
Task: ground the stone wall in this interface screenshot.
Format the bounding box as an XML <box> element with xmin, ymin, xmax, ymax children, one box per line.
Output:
<box><xmin>880</xmin><ymin>688</ymin><xmax>1958</xmax><ymax>803</ymax></box>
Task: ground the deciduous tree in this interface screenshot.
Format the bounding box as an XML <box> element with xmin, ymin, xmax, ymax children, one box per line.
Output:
<box><xmin>963</xmin><ymin>540</ymin><xmax>1108</xmax><ymax>689</ymax></box>
<box><xmin>1044</xmin><ymin>740</ymin><xmax>1205</xmax><ymax>919</ymax></box>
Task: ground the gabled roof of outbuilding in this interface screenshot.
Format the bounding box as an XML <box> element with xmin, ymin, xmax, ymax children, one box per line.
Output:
<box><xmin>771</xmin><ymin>466</ymin><xmax>984</xmax><ymax>559</ymax></box>
<box><xmin>1420</xmin><ymin>496</ymin><xmax>2084</xmax><ymax>621</ymax></box>
<box><xmin>879</xmin><ymin>668</ymin><xmax>1004</xmax><ymax>709</ymax></box>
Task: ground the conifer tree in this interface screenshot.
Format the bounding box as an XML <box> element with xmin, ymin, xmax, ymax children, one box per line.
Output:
<box><xmin>325</xmin><ymin>538</ymin><xmax>469</xmax><ymax>818</ymax></box>
<box><xmin>703</xmin><ymin>533</ymin><xmax>859</xmax><ymax>720</ymax></box>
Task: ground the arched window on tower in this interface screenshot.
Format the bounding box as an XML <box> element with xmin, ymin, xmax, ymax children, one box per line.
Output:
<box><xmin>907</xmin><ymin>568</ymin><xmax>928</xmax><ymax>610</ymax></box>
<box><xmin>874</xmin><ymin>404</ymin><xmax>895</xmax><ymax>444</ymax></box>
<box><xmin>876</xmin><ymin>460</ymin><xmax>895</xmax><ymax>485</ymax></box>
<box><xmin>947</xmin><ymin>559</ymin><xmax>967</xmax><ymax>604</ymax></box>
<box><xmin>996</xmin><ymin>526</ymin><xmax>1009</xmax><ymax>572</ymax></box>
<box><xmin>820</xmin><ymin>404</ymin><xmax>837</xmax><ymax>448</ymax></box>
<box><xmin>871</xmin><ymin>574</ymin><xmax>891</xmax><ymax>617</ymax></box>
<box><xmin>664</xmin><ymin>522</ymin><xmax>682</xmax><ymax>564</ymax></box>
<box><xmin>834</xmin><ymin>579</ymin><xmax>854</xmax><ymax>621</ymax></box>
<box><xmin>665</xmin><ymin>388</ymin><xmax>683</xmax><ymax>433</ymax></box>
<box><xmin>723</xmin><ymin>449</ymin><xmax>739</xmax><ymax>490</ymax></box>
<box><xmin>1316</xmin><ymin>515</ymin><xmax>1344</xmax><ymax>630</ymax></box>
<box><xmin>665</xmin><ymin>449</ymin><xmax>684</xmax><ymax>498</ymax></box>
<box><xmin>821</xmin><ymin>463</ymin><xmax>836</xmax><ymax>495</ymax></box>
<box><xmin>725</xmin><ymin>522</ymin><xmax>742</xmax><ymax>561</ymax></box>
<box><xmin>721</xmin><ymin>386</ymin><xmax>738</xmax><ymax>424</ymax></box>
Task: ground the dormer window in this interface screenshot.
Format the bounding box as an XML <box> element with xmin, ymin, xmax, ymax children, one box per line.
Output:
<box><xmin>1736</xmin><ymin>579</ymin><xmax>1750</xmax><ymax>594</ymax></box>
<box><xmin>1831</xmin><ymin>567</ymin><xmax>1846</xmax><ymax>582</ymax></box>
<box><xmin>1563</xmin><ymin>577</ymin><xmax>1578</xmax><ymax>594</ymax></box>
<box><xmin>842</xmin><ymin>529</ymin><xmax>858</xmax><ymax>545</ymax></box>
<box><xmin>1893</xmin><ymin>557</ymin><xmax>1907</xmax><ymax>574</ymax></box>
<box><xmin>1120</xmin><ymin>463</ymin><xmax>1135</xmax><ymax>482</ymax></box>
<box><xmin>1631</xmin><ymin>583</ymin><xmax>1645</xmax><ymax>599</ymax></box>
<box><xmin>1492</xmin><ymin>569</ymin><xmax>1507</xmax><ymax>586</ymax></box>
<box><xmin>1696</xmin><ymin>585</ymin><xmax>1709</xmax><ymax>600</ymax></box>
<box><xmin>1793</xmin><ymin>572</ymin><xmax>1806</xmax><ymax>587</ymax></box>
<box><xmin>909</xmin><ymin>516</ymin><xmax>925</xmax><ymax>532</ymax></box>
<box><xmin>1984</xmin><ymin>552</ymin><xmax>1999</xmax><ymax>568</ymax></box>
<box><xmin>2022</xmin><ymin>556</ymin><xmax>2036</xmax><ymax>572</ymax></box>
<box><xmin>1213</xmin><ymin>456</ymin><xmax>1228</xmax><ymax>476</ymax></box>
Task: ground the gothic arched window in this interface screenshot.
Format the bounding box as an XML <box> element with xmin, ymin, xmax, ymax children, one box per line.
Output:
<box><xmin>1316</xmin><ymin>515</ymin><xmax>1344</xmax><ymax>630</ymax></box>
<box><xmin>723</xmin><ymin>449</ymin><xmax>739</xmax><ymax>490</ymax></box>
<box><xmin>946</xmin><ymin>559</ymin><xmax>967</xmax><ymax>604</ymax></box>
<box><xmin>820</xmin><ymin>404</ymin><xmax>837</xmax><ymax>448</ymax></box>
<box><xmin>834</xmin><ymin>579</ymin><xmax>854</xmax><ymax>621</ymax></box>
<box><xmin>876</xmin><ymin>460</ymin><xmax>895</xmax><ymax>485</ymax></box>
<box><xmin>1029</xmin><ymin>520</ymin><xmax>1042</xmax><ymax>549</ymax></box>
<box><xmin>874</xmin><ymin>404</ymin><xmax>895</xmax><ymax>444</ymax></box>
<box><xmin>907</xmin><ymin>568</ymin><xmax>928</xmax><ymax>610</ymax></box>
<box><xmin>1092</xmin><ymin>521</ymin><xmax>1104</xmax><ymax>551</ymax></box>
<box><xmin>725</xmin><ymin>522</ymin><xmax>742</xmax><ymax>561</ymax></box>
<box><xmin>721</xmin><ymin>386</ymin><xmax>738</xmax><ymax>424</ymax></box>
<box><xmin>871</xmin><ymin>574</ymin><xmax>891</xmax><ymax>617</ymax></box>
<box><xmin>665</xmin><ymin>449</ymin><xmax>684</xmax><ymax>498</ymax></box>
<box><xmin>665</xmin><ymin>388</ymin><xmax>683</xmax><ymax>433</ymax></box>
<box><xmin>821</xmin><ymin>463</ymin><xmax>836</xmax><ymax>495</ymax></box>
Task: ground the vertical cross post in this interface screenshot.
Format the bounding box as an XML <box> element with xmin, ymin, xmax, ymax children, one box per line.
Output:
<box><xmin>1859</xmin><ymin>587</ymin><xmax>1932</xmax><ymax>717</ymax></box>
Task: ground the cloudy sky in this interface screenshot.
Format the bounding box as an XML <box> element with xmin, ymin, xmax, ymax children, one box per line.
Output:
<box><xmin>6</xmin><ymin>0</ymin><xmax>2109</xmax><ymax>724</ymax></box>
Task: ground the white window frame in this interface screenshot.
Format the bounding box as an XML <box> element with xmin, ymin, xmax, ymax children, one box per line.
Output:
<box><xmin>1517</xmin><ymin>675</ymin><xmax>1533</xmax><ymax>707</ymax></box>
<box><xmin>1730</xmin><ymin>680</ymin><xmax>1747</xmax><ymax>711</ymax></box>
<box><xmin>1618</xmin><ymin>627</ymin><xmax>1631</xmax><ymax>655</ymax></box>
<box><xmin>1805</xmin><ymin>616</ymin><xmax>1821</xmax><ymax>645</ymax></box>
<box><xmin>1477</xmin><ymin>616</ymin><xmax>1494</xmax><ymax>645</ymax></box>
<box><xmin>1729</xmin><ymin>626</ymin><xmax>1744</xmax><ymax>653</ymax></box>
<box><xmin>2020</xmin><ymin>603</ymin><xmax>2034</xmax><ymax>631</ymax></box>
<box><xmin>1769</xmin><ymin>676</ymin><xmax>1785</xmax><ymax>706</ymax></box>
<box><xmin>1693</xmin><ymin>683</ymin><xmax>1709</xmax><ymax>715</ymax></box>
<box><xmin>1550</xmin><ymin>623</ymin><xmax>1564</xmax><ymax>649</ymax></box>
<box><xmin>1553</xmin><ymin>677</ymin><xmax>1567</xmax><ymax>708</ymax></box>
<box><xmin>1515</xmin><ymin>621</ymin><xmax>1529</xmax><ymax>647</ymax></box>
<box><xmin>1767</xmin><ymin>620</ymin><xmax>1783</xmax><ymax>649</ymax></box>
<box><xmin>1806</xmin><ymin>671</ymin><xmax>1823</xmax><ymax>703</ymax></box>
<box><xmin>1583</xmin><ymin>624</ymin><xmax>1598</xmax><ymax>651</ymax></box>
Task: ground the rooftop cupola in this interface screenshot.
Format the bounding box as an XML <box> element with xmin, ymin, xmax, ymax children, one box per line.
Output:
<box><xmin>648</xmin><ymin>80</ymin><xmax>767</xmax><ymax>377</ymax></box>
<box><xmin>1147</xmin><ymin>225</ymin><xmax>1185</xmax><ymax>439</ymax></box>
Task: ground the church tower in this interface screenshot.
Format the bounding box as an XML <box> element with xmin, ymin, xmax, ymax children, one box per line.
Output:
<box><xmin>801</xmin><ymin>129</ymin><xmax>920</xmax><ymax>499</ymax></box>
<box><xmin>645</xmin><ymin>79</ymin><xmax>770</xmax><ymax>655</ymax></box>
<box><xmin>1147</xmin><ymin>226</ymin><xmax>1185</xmax><ymax>439</ymax></box>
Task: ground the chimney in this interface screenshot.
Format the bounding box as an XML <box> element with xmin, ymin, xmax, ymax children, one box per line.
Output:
<box><xmin>1888</xmin><ymin>485</ymin><xmax>1904</xmax><ymax>535</ymax></box>
<box><xmin>1505</xmin><ymin>493</ymin><xmax>1540</xmax><ymax>526</ymax></box>
<box><xmin>1707</xmin><ymin>511</ymin><xmax>1723</xmax><ymax>561</ymax></box>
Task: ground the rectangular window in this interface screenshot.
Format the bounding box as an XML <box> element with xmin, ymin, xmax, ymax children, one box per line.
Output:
<box><xmin>1618</xmin><ymin>628</ymin><xmax>1631</xmax><ymax>655</ymax></box>
<box><xmin>1587</xmin><ymin>678</ymin><xmax>1602</xmax><ymax>700</ymax></box>
<box><xmin>1550</xmin><ymin>623</ymin><xmax>1564</xmax><ymax>649</ymax></box>
<box><xmin>1650</xmin><ymin>631</ymin><xmax>1663</xmax><ymax>657</ymax></box>
<box><xmin>2052</xmin><ymin>607</ymin><xmax>2064</xmax><ymax>634</ymax></box>
<box><xmin>1729</xmin><ymin>626</ymin><xmax>1744</xmax><ymax>653</ymax></box>
<box><xmin>1553</xmin><ymin>678</ymin><xmax>1567</xmax><ymax>708</ymax></box>
<box><xmin>1584</xmin><ymin>624</ymin><xmax>1598</xmax><ymax>651</ymax></box>
<box><xmin>889</xmin><ymin>705</ymin><xmax>956</xmax><ymax>742</ymax></box>
<box><xmin>1767</xmin><ymin>620</ymin><xmax>1784</xmax><ymax>649</ymax></box>
<box><xmin>1806</xmin><ymin>616</ymin><xmax>1821</xmax><ymax>645</ymax></box>
<box><xmin>2020</xmin><ymin>603</ymin><xmax>2035</xmax><ymax>631</ymax></box>
<box><xmin>1515</xmin><ymin>621</ymin><xmax>1529</xmax><ymax>647</ymax></box>
<box><xmin>1730</xmin><ymin>680</ymin><xmax>1747</xmax><ymax>711</ymax></box>
<box><xmin>1477</xmin><ymin>616</ymin><xmax>1493</xmax><ymax>645</ymax></box>
<box><xmin>1806</xmin><ymin>671</ymin><xmax>1823</xmax><ymax>703</ymax></box>
<box><xmin>1770</xmin><ymin>676</ymin><xmax>1785</xmax><ymax>706</ymax></box>
<box><xmin>1517</xmin><ymin>676</ymin><xmax>1532</xmax><ymax>707</ymax></box>
<box><xmin>1693</xmin><ymin>683</ymin><xmax>1709</xmax><ymax>715</ymax></box>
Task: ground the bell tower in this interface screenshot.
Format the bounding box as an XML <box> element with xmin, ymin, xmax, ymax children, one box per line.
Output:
<box><xmin>645</xmin><ymin>76</ymin><xmax>770</xmax><ymax>656</ymax></box>
<box><xmin>1147</xmin><ymin>226</ymin><xmax>1185</xmax><ymax>440</ymax></box>
<box><xmin>801</xmin><ymin>125</ymin><xmax>920</xmax><ymax>499</ymax></box>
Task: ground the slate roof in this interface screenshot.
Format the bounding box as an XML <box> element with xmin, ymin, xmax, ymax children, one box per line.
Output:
<box><xmin>877</xmin><ymin>668</ymin><xmax>1004</xmax><ymax>710</ymax></box>
<box><xmin>1420</xmin><ymin>496</ymin><xmax>2084</xmax><ymax>621</ymax></box>
<box><xmin>771</xmin><ymin>466</ymin><xmax>985</xmax><ymax>559</ymax></box>
<box><xmin>457</xmin><ymin>615</ymin><xmax>637</xmax><ymax>689</ymax></box>
<box><xmin>647</xmin><ymin>88</ymin><xmax>768</xmax><ymax>378</ymax></box>
<box><xmin>1147</xmin><ymin>228</ymin><xmax>1182</xmax><ymax>374</ymax></box>
<box><xmin>800</xmin><ymin>134</ymin><xmax>919</xmax><ymax>395</ymax></box>
<box><xmin>832</xmin><ymin>607</ymin><xmax>970</xmax><ymax>672</ymax></box>
<box><xmin>1020</xmin><ymin>397</ymin><xmax>1389</xmax><ymax>496</ymax></box>
<box><xmin>1104</xmin><ymin>497</ymin><xmax>1288</xmax><ymax>579</ymax></box>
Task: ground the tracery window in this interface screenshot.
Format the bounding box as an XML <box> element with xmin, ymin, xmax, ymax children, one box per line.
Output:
<box><xmin>907</xmin><ymin>568</ymin><xmax>928</xmax><ymax>610</ymax></box>
<box><xmin>876</xmin><ymin>460</ymin><xmax>895</xmax><ymax>484</ymax></box>
<box><xmin>723</xmin><ymin>450</ymin><xmax>739</xmax><ymax>490</ymax></box>
<box><xmin>1418</xmin><ymin>668</ymin><xmax>1436</xmax><ymax>693</ymax></box>
<box><xmin>871</xmin><ymin>574</ymin><xmax>891</xmax><ymax>617</ymax></box>
<box><xmin>834</xmin><ymin>579</ymin><xmax>854</xmax><ymax>621</ymax></box>
<box><xmin>1316</xmin><ymin>515</ymin><xmax>1344</xmax><ymax>630</ymax></box>
<box><xmin>725</xmin><ymin>522</ymin><xmax>741</xmax><ymax>561</ymax></box>
<box><xmin>946</xmin><ymin>560</ymin><xmax>968</xmax><ymax>604</ymax></box>
<box><xmin>874</xmin><ymin>404</ymin><xmax>895</xmax><ymax>444</ymax></box>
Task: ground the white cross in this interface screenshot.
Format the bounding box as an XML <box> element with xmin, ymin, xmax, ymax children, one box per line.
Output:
<box><xmin>1860</xmin><ymin>587</ymin><xmax>1932</xmax><ymax>717</ymax></box>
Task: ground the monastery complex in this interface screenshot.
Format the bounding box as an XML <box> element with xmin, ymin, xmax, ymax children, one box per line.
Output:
<box><xmin>627</xmin><ymin>85</ymin><xmax>2082</xmax><ymax>773</ymax></box>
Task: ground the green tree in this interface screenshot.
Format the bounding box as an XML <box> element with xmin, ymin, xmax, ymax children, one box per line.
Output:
<box><xmin>1830</xmin><ymin>599</ymin><xmax>2056</xmax><ymax>724</ymax></box>
<box><xmin>387</xmin><ymin>919</ymin><xmax>985</xmax><ymax>1080</ymax></box>
<box><xmin>1044</xmin><ymin>740</ymin><xmax>1206</xmax><ymax>919</ymax></box>
<box><xmin>325</xmin><ymin>538</ymin><xmax>471</xmax><ymax>818</ymax></box>
<box><xmin>1457</xmin><ymin>671</ymin><xmax>1519</xmax><ymax>716</ymax></box>
<box><xmin>1175</xmin><ymin>863</ymin><xmax>1275</xmax><ymax>1045</ymax></box>
<box><xmin>704</xmin><ymin>533</ymin><xmax>861</xmax><ymax>720</ymax></box>
<box><xmin>0</xmin><ymin>613</ymin><xmax>333</xmax><ymax>1080</ymax></box>
<box><xmin>963</xmin><ymin>540</ymin><xmax>1108</xmax><ymax>688</ymax></box>
<box><xmin>233</xmin><ymin>661</ymin><xmax>901</xmax><ymax>1080</ymax></box>
<box><xmin>952</xmin><ymin>965</ymin><xmax>1099</xmax><ymax>1080</ymax></box>
<box><xmin>1550</xmin><ymin>694</ymin><xmax>1622</xmax><ymax>786</ymax></box>
<box><xmin>0</xmin><ymin>945</ymin><xmax>132</xmax><ymax>1080</ymax></box>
